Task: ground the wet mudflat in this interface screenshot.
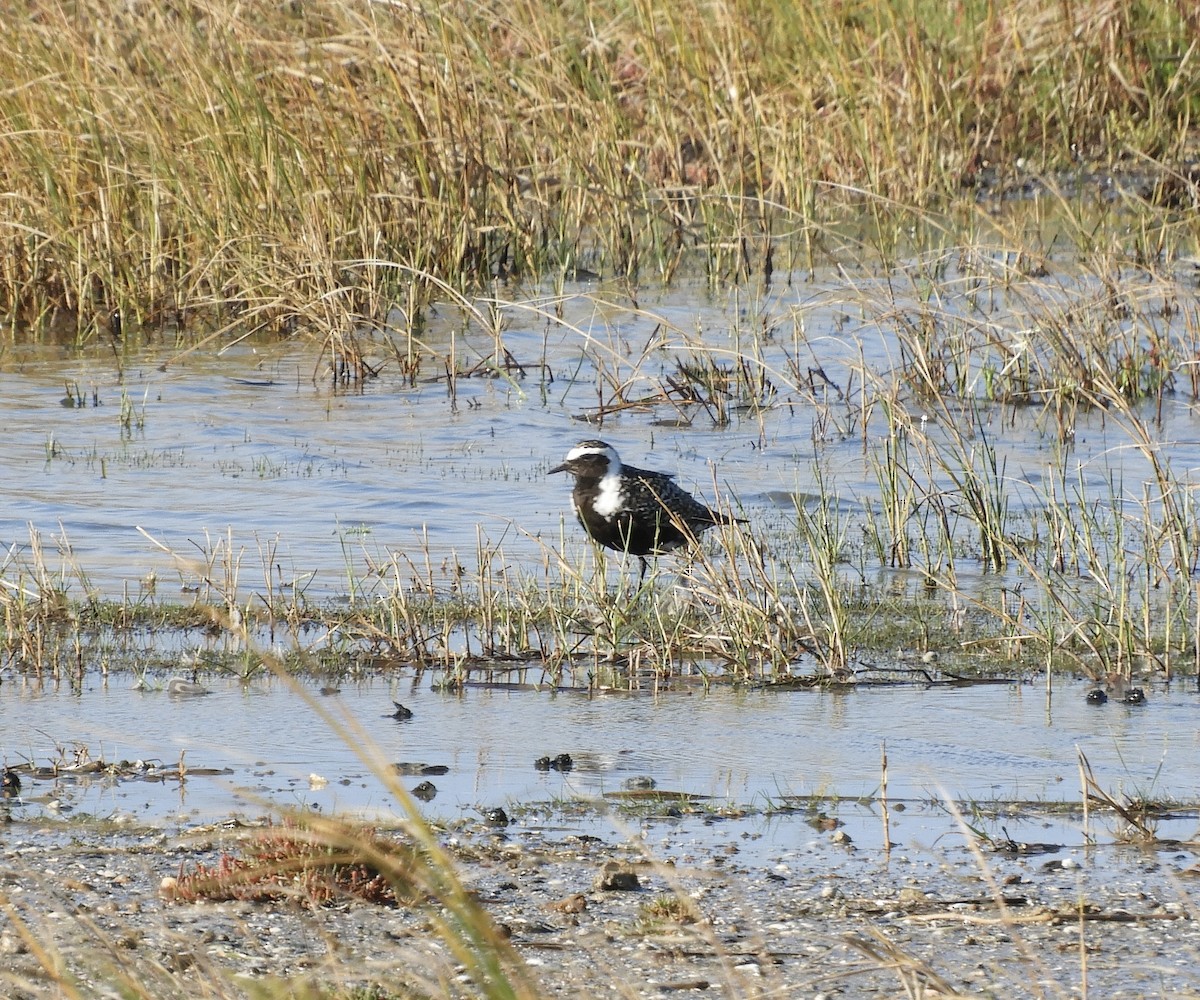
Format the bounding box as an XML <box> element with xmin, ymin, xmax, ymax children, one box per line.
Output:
<box><xmin>1</xmin><ymin>796</ymin><xmax>1197</xmax><ymax>999</ymax></box>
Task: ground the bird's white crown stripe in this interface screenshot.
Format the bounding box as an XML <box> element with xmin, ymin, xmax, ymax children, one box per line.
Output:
<box><xmin>565</xmin><ymin>444</ymin><xmax>614</xmax><ymax>461</ymax></box>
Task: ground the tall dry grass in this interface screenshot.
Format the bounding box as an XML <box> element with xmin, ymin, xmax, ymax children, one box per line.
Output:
<box><xmin>0</xmin><ymin>0</ymin><xmax>1196</xmax><ymax>351</ymax></box>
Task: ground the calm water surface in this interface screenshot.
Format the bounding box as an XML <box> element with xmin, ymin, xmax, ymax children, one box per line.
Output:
<box><xmin>2</xmin><ymin>677</ymin><xmax>1195</xmax><ymax>846</ymax></box>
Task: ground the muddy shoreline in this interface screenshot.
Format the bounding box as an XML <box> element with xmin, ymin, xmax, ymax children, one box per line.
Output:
<box><xmin>1</xmin><ymin>801</ymin><xmax>1196</xmax><ymax>999</ymax></box>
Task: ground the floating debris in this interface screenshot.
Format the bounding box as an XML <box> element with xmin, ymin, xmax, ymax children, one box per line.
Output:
<box><xmin>5</xmin><ymin>759</ymin><xmax>232</xmax><ymax>786</ymax></box>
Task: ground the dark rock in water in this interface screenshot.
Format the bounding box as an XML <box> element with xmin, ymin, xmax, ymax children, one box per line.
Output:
<box><xmin>483</xmin><ymin>807</ymin><xmax>509</xmax><ymax>827</ymax></box>
<box><xmin>534</xmin><ymin>753</ymin><xmax>574</xmax><ymax>772</ymax></box>
<box><xmin>807</xmin><ymin>812</ymin><xmax>842</xmax><ymax>832</ymax></box>
<box><xmin>1122</xmin><ymin>687</ymin><xmax>1146</xmax><ymax>705</ymax></box>
<box><xmin>2</xmin><ymin>769</ymin><xmax>20</xmax><ymax>796</ymax></box>
<box><xmin>1086</xmin><ymin>689</ymin><xmax>1108</xmax><ymax>705</ymax></box>
<box><xmin>389</xmin><ymin>701</ymin><xmax>414</xmax><ymax>720</ymax></box>
<box><xmin>411</xmin><ymin>781</ymin><xmax>437</xmax><ymax>802</ymax></box>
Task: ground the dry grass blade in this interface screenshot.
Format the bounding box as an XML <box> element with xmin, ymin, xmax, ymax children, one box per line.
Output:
<box><xmin>842</xmin><ymin>926</ymin><xmax>966</xmax><ymax>998</ymax></box>
<box><xmin>1077</xmin><ymin>747</ymin><xmax>1159</xmax><ymax>841</ymax></box>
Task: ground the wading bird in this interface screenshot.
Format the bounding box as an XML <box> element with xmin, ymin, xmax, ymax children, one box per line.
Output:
<box><xmin>550</xmin><ymin>440</ymin><xmax>743</xmax><ymax>577</ymax></box>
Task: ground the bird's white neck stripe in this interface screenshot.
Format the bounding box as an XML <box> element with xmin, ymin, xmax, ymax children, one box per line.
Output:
<box><xmin>592</xmin><ymin>472</ymin><xmax>624</xmax><ymax>519</ymax></box>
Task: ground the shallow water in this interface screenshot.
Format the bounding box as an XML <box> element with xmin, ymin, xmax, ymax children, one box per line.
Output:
<box><xmin>3</xmin><ymin>677</ymin><xmax>1196</xmax><ymax>854</ymax></box>
<box><xmin>2</xmin><ymin>269</ymin><xmax>1198</xmax><ymax>603</ymax></box>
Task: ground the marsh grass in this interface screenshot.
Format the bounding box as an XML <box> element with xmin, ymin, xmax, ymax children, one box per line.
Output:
<box><xmin>2</xmin><ymin>0</ymin><xmax>1198</xmax><ymax>350</ymax></box>
<box><xmin>4</xmin><ymin>433</ymin><xmax>1200</xmax><ymax>690</ymax></box>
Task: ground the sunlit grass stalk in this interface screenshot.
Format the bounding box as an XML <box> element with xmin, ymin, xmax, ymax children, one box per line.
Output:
<box><xmin>793</xmin><ymin>472</ymin><xmax>851</xmax><ymax>673</ymax></box>
<box><xmin>869</xmin><ymin>404</ymin><xmax>917</xmax><ymax>568</ymax></box>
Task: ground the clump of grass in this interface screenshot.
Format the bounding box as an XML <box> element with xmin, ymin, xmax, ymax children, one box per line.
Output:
<box><xmin>635</xmin><ymin>893</ymin><xmax>701</xmax><ymax>931</ymax></box>
<box><xmin>168</xmin><ymin>816</ymin><xmax>416</xmax><ymax>908</ymax></box>
<box><xmin>1078</xmin><ymin>749</ymin><xmax>1164</xmax><ymax>843</ymax></box>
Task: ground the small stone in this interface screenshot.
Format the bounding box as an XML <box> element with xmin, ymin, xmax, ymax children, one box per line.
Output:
<box><xmin>0</xmin><ymin>933</ymin><xmax>27</xmax><ymax>955</ymax></box>
<box><xmin>2</xmin><ymin>770</ymin><xmax>21</xmax><ymax>796</ymax></box>
<box><xmin>545</xmin><ymin>893</ymin><xmax>588</xmax><ymax>914</ymax></box>
<box><xmin>594</xmin><ymin>860</ymin><xmax>640</xmax><ymax>891</ymax></box>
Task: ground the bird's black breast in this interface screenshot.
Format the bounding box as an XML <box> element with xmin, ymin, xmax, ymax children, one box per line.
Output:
<box><xmin>571</xmin><ymin>478</ymin><xmax>693</xmax><ymax>557</ymax></box>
